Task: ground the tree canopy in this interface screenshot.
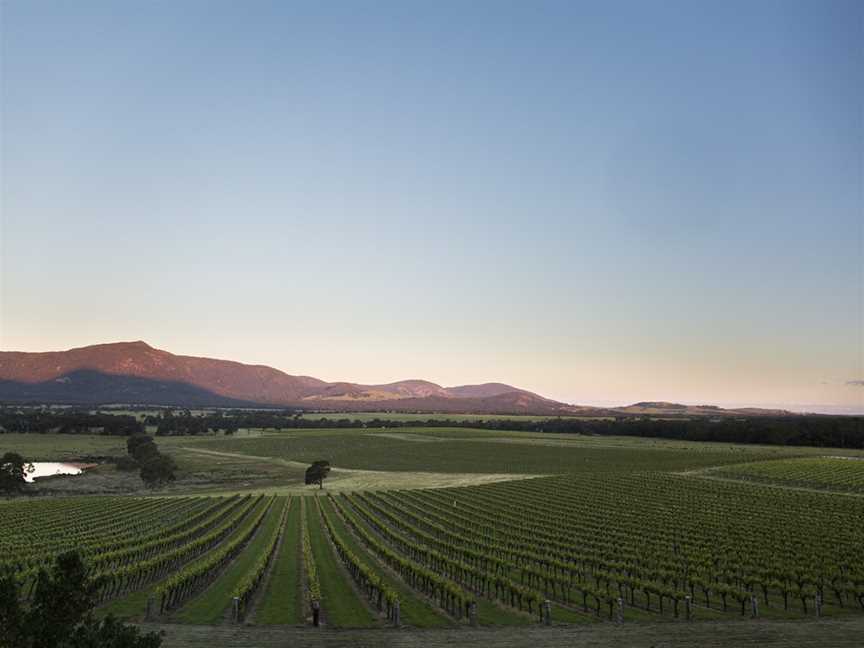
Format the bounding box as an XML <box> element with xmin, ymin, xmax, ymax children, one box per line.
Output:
<box><xmin>0</xmin><ymin>452</ymin><xmax>33</xmax><ymax>494</ymax></box>
<box><xmin>0</xmin><ymin>550</ymin><xmax>163</xmax><ymax>647</ymax></box>
<box><xmin>125</xmin><ymin>436</ymin><xmax>176</xmax><ymax>488</ymax></box>
<box><xmin>304</xmin><ymin>460</ymin><xmax>331</xmax><ymax>489</ymax></box>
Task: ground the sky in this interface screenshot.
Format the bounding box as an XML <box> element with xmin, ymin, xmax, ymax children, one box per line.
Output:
<box><xmin>1</xmin><ymin>1</ymin><xmax>862</xmax><ymax>413</ymax></box>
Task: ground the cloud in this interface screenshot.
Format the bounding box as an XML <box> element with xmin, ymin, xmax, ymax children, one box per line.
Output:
<box><xmin>847</xmin><ymin>380</ymin><xmax>864</xmax><ymax>387</ymax></box>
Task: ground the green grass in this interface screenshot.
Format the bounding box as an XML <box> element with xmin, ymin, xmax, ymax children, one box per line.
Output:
<box><xmin>475</xmin><ymin>599</ymin><xmax>532</xmax><ymax>625</ymax></box>
<box><xmin>318</xmin><ymin>496</ymin><xmax>451</xmax><ymax>628</ymax></box>
<box><xmin>196</xmin><ymin>430</ymin><xmax>785</xmax><ymax>475</ymax></box>
<box><xmin>254</xmin><ymin>498</ymin><xmax>303</xmax><ymax>625</ymax></box>
<box><xmin>100</xmin><ymin>584</ymin><xmax>155</xmax><ymax>620</ymax></box>
<box><xmin>1</xmin><ymin>433</ymin><xmax>128</xmax><ymax>460</ymax></box>
<box><xmin>305</xmin><ymin>497</ymin><xmax>378</xmax><ymax>628</ymax></box>
<box><xmin>174</xmin><ymin>498</ymin><xmax>286</xmax><ymax>624</ymax></box>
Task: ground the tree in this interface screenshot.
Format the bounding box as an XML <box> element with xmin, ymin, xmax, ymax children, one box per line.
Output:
<box><xmin>305</xmin><ymin>460</ymin><xmax>331</xmax><ymax>489</ymax></box>
<box><xmin>125</xmin><ymin>436</ymin><xmax>175</xmax><ymax>488</ymax></box>
<box><xmin>0</xmin><ymin>452</ymin><xmax>33</xmax><ymax>494</ymax></box>
<box><xmin>0</xmin><ymin>550</ymin><xmax>163</xmax><ymax>648</ymax></box>
<box><xmin>138</xmin><ymin>453</ymin><xmax>176</xmax><ymax>488</ymax></box>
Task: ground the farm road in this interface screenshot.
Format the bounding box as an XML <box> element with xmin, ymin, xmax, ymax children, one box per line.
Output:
<box><xmin>140</xmin><ymin>617</ymin><xmax>864</xmax><ymax>648</ymax></box>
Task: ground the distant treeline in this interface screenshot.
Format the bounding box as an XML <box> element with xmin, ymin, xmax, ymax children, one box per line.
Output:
<box><xmin>1</xmin><ymin>407</ymin><xmax>861</xmax><ymax>449</ymax></box>
<box><xmin>0</xmin><ymin>410</ymin><xmax>144</xmax><ymax>436</ymax></box>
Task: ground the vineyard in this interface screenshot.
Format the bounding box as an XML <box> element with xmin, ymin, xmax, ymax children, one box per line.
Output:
<box><xmin>2</xmin><ymin>429</ymin><xmax>864</xmax><ymax>645</ymax></box>
<box><xmin>711</xmin><ymin>456</ymin><xmax>864</xmax><ymax>494</ymax></box>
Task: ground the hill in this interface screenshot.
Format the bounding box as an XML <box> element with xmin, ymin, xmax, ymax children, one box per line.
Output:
<box><xmin>0</xmin><ymin>341</ymin><xmax>576</xmax><ymax>414</ymax></box>
<box><xmin>0</xmin><ymin>341</ymin><xmax>792</xmax><ymax>416</ymax></box>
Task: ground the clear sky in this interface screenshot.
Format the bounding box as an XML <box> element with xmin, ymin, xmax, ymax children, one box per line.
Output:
<box><xmin>1</xmin><ymin>1</ymin><xmax>862</xmax><ymax>413</ymax></box>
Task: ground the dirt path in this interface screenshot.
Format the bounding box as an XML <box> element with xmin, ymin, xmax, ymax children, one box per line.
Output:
<box><xmin>139</xmin><ymin>617</ymin><xmax>864</xmax><ymax>647</ymax></box>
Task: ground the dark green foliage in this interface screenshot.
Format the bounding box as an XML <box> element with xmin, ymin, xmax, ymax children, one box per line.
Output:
<box><xmin>0</xmin><ymin>551</ymin><xmax>163</xmax><ymax>648</ymax></box>
<box><xmin>126</xmin><ymin>436</ymin><xmax>175</xmax><ymax>487</ymax></box>
<box><xmin>305</xmin><ymin>460</ymin><xmax>331</xmax><ymax>489</ymax></box>
<box><xmin>0</xmin><ymin>409</ymin><xmax>144</xmax><ymax>436</ymax></box>
<box><xmin>0</xmin><ymin>451</ymin><xmax>32</xmax><ymax>493</ymax></box>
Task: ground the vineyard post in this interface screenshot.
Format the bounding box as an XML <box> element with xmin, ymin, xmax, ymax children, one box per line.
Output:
<box><xmin>312</xmin><ymin>599</ymin><xmax>321</xmax><ymax>627</ymax></box>
<box><xmin>145</xmin><ymin>595</ymin><xmax>154</xmax><ymax>621</ymax></box>
<box><xmin>816</xmin><ymin>593</ymin><xmax>822</xmax><ymax>618</ymax></box>
<box><xmin>685</xmin><ymin>595</ymin><xmax>692</xmax><ymax>621</ymax></box>
<box><xmin>617</xmin><ymin>597</ymin><xmax>624</xmax><ymax>624</ymax></box>
<box><xmin>469</xmin><ymin>601</ymin><xmax>478</xmax><ymax>627</ymax></box>
<box><xmin>543</xmin><ymin>599</ymin><xmax>551</xmax><ymax>625</ymax></box>
<box><xmin>750</xmin><ymin>595</ymin><xmax>758</xmax><ymax>619</ymax></box>
<box><xmin>392</xmin><ymin>600</ymin><xmax>400</xmax><ymax>627</ymax></box>
<box><xmin>232</xmin><ymin>596</ymin><xmax>240</xmax><ymax>623</ymax></box>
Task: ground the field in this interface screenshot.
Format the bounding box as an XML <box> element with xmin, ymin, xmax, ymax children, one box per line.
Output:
<box><xmin>710</xmin><ymin>456</ymin><xmax>864</xmax><ymax>494</ymax></box>
<box><xmin>2</xmin><ymin>426</ymin><xmax>864</xmax><ymax>646</ymax></box>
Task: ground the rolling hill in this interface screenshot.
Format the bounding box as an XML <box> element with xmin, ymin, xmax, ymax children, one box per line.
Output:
<box><xmin>0</xmin><ymin>341</ymin><xmax>791</xmax><ymax>416</ymax></box>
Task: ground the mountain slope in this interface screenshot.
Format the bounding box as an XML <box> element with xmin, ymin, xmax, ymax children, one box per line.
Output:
<box><xmin>0</xmin><ymin>341</ymin><xmax>795</xmax><ymax>416</ymax></box>
<box><xmin>0</xmin><ymin>341</ymin><xmax>572</xmax><ymax>413</ymax></box>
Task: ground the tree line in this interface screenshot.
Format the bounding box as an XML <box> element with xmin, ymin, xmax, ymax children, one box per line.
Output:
<box><xmin>0</xmin><ymin>410</ymin><xmax>144</xmax><ymax>436</ymax></box>
<box><xmin>1</xmin><ymin>406</ymin><xmax>860</xmax><ymax>449</ymax></box>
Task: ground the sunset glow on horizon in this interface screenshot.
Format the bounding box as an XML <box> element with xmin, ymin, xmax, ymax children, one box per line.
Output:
<box><xmin>1</xmin><ymin>1</ymin><xmax>861</xmax><ymax>414</ymax></box>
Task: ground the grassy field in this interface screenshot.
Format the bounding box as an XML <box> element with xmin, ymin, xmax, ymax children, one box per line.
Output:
<box><xmin>194</xmin><ymin>430</ymin><xmax>789</xmax><ymax>475</ymax></box>
<box><xmin>7</xmin><ymin>426</ymin><xmax>856</xmax><ymax>496</ymax></box>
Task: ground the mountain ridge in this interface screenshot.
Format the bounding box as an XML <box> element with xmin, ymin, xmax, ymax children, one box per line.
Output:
<box><xmin>0</xmin><ymin>341</ymin><xmax>792</xmax><ymax>416</ymax></box>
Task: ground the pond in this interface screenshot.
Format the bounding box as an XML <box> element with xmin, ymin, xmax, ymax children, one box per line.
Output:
<box><xmin>24</xmin><ymin>462</ymin><xmax>93</xmax><ymax>482</ymax></box>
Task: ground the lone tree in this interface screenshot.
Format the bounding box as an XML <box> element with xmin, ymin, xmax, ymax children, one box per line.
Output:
<box><xmin>305</xmin><ymin>460</ymin><xmax>331</xmax><ymax>489</ymax></box>
<box><xmin>0</xmin><ymin>452</ymin><xmax>33</xmax><ymax>494</ymax></box>
<box><xmin>125</xmin><ymin>435</ymin><xmax>176</xmax><ymax>488</ymax></box>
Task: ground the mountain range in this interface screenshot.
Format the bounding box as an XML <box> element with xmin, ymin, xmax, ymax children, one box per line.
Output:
<box><xmin>0</xmin><ymin>341</ymin><xmax>791</xmax><ymax>416</ymax></box>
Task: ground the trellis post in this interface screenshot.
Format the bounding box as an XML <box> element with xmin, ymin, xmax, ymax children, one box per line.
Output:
<box><xmin>685</xmin><ymin>595</ymin><xmax>692</xmax><ymax>621</ymax></box>
<box><xmin>469</xmin><ymin>601</ymin><xmax>478</xmax><ymax>627</ymax></box>
<box><xmin>543</xmin><ymin>599</ymin><xmax>551</xmax><ymax>625</ymax></box>
<box><xmin>617</xmin><ymin>597</ymin><xmax>624</xmax><ymax>624</ymax></box>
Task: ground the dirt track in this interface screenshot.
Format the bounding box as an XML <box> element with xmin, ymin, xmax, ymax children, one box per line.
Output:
<box><xmin>140</xmin><ymin>617</ymin><xmax>864</xmax><ymax>648</ymax></box>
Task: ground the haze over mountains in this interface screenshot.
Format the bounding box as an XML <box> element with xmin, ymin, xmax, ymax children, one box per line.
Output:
<box><xmin>0</xmin><ymin>341</ymin><xmax>791</xmax><ymax>416</ymax></box>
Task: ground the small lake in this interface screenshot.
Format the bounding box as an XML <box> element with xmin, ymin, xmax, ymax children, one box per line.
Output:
<box><xmin>25</xmin><ymin>462</ymin><xmax>92</xmax><ymax>482</ymax></box>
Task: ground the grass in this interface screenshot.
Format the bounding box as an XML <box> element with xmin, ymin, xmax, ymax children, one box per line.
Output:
<box><xmin>173</xmin><ymin>498</ymin><xmax>286</xmax><ymax>624</ymax></box>
<box><xmin>100</xmin><ymin>583</ymin><xmax>156</xmax><ymax>620</ymax></box>
<box><xmin>305</xmin><ymin>496</ymin><xmax>378</xmax><ymax>628</ymax></box>
<box><xmin>318</xmin><ymin>496</ymin><xmax>451</xmax><ymax>628</ymax></box>
<box><xmin>254</xmin><ymin>497</ymin><xmax>303</xmax><ymax>625</ymax></box>
<box><xmin>132</xmin><ymin>617</ymin><xmax>864</xmax><ymax>648</ymax></box>
<box><xmin>0</xmin><ymin>433</ymin><xmax>128</xmax><ymax>459</ymax></box>
<box><xmin>195</xmin><ymin>431</ymin><xmax>786</xmax><ymax>475</ymax></box>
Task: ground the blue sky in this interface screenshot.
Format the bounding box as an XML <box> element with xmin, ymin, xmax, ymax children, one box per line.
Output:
<box><xmin>1</xmin><ymin>1</ymin><xmax>862</xmax><ymax>412</ymax></box>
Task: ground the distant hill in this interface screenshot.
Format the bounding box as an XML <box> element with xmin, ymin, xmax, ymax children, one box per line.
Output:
<box><xmin>0</xmin><ymin>341</ymin><xmax>793</xmax><ymax>416</ymax></box>
<box><xmin>0</xmin><ymin>341</ymin><xmax>576</xmax><ymax>414</ymax></box>
<box><xmin>616</xmin><ymin>401</ymin><xmax>792</xmax><ymax>417</ymax></box>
